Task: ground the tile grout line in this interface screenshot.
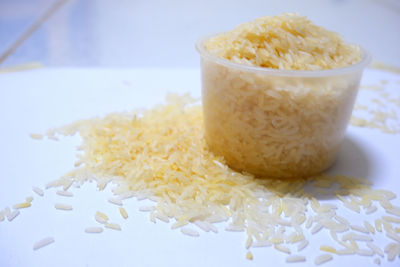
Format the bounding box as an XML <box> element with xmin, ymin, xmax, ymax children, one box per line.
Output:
<box><xmin>0</xmin><ymin>0</ymin><xmax>69</xmax><ymax>65</ymax></box>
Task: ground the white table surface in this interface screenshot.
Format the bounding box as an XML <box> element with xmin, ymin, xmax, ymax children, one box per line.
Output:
<box><xmin>0</xmin><ymin>68</ymin><xmax>399</xmax><ymax>267</ymax></box>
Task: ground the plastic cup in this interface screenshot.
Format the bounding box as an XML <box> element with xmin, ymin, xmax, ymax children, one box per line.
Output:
<box><xmin>196</xmin><ymin>36</ymin><xmax>371</xmax><ymax>178</ymax></box>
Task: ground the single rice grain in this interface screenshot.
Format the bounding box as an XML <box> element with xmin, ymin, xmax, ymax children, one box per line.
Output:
<box><xmin>56</xmin><ymin>190</ymin><xmax>73</xmax><ymax>197</ymax></box>
<box><xmin>55</xmin><ymin>204</ymin><xmax>72</xmax><ymax>211</ymax></box>
<box><xmin>7</xmin><ymin>210</ymin><xmax>20</xmax><ymax>221</ymax></box>
<box><xmin>13</xmin><ymin>202</ymin><xmax>31</xmax><ymax>209</ymax></box>
<box><xmin>105</xmin><ymin>223</ymin><xmax>121</xmax><ymax>231</ymax></box>
<box><xmin>33</xmin><ymin>237</ymin><xmax>54</xmax><ymax>250</ymax></box>
<box><xmin>119</xmin><ymin>207</ymin><xmax>128</xmax><ymax>219</ymax></box>
<box><xmin>286</xmin><ymin>255</ymin><xmax>306</xmax><ymax>263</ymax></box>
<box><xmin>181</xmin><ymin>227</ymin><xmax>199</xmax><ymax>237</ymax></box>
<box><xmin>32</xmin><ymin>186</ymin><xmax>44</xmax><ymax>197</ymax></box>
<box><xmin>108</xmin><ymin>197</ymin><xmax>123</xmax><ymax>206</ymax></box>
<box><xmin>315</xmin><ymin>254</ymin><xmax>333</xmax><ymax>265</ymax></box>
<box><xmin>85</xmin><ymin>227</ymin><xmax>103</xmax><ymax>233</ymax></box>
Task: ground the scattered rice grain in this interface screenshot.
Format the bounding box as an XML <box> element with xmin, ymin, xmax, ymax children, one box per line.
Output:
<box><xmin>108</xmin><ymin>197</ymin><xmax>123</xmax><ymax>206</ymax></box>
<box><xmin>32</xmin><ymin>186</ymin><xmax>44</xmax><ymax>197</ymax></box>
<box><xmin>56</xmin><ymin>190</ymin><xmax>73</xmax><ymax>197</ymax></box>
<box><xmin>85</xmin><ymin>227</ymin><xmax>103</xmax><ymax>233</ymax></box>
<box><xmin>274</xmin><ymin>244</ymin><xmax>291</xmax><ymax>254</ymax></box>
<box><xmin>105</xmin><ymin>222</ymin><xmax>121</xmax><ymax>231</ymax></box>
<box><xmin>350</xmin><ymin>224</ymin><xmax>369</xmax><ymax>234</ymax></box>
<box><xmin>7</xmin><ymin>210</ymin><xmax>20</xmax><ymax>221</ymax></box>
<box><xmin>246</xmin><ymin>251</ymin><xmax>253</xmax><ymax>260</ymax></box>
<box><xmin>315</xmin><ymin>254</ymin><xmax>333</xmax><ymax>265</ymax></box>
<box><xmin>13</xmin><ymin>202</ymin><xmax>31</xmax><ymax>209</ymax></box>
<box><xmin>320</xmin><ymin>245</ymin><xmax>337</xmax><ymax>254</ymax></box>
<box><xmin>286</xmin><ymin>255</ymin><xmax>306</xmax><ymax>263</ymax></box>
<box><xmin>357</xmin><ymin>249</ymin><xmax>374</xmax><ymax>256</ymax></box>
<box><xmin>33</xmin><ymin>237</ymin><xmax>54</xmax><ymax>250</ymax></box>
<box><xmin>54</xmin><ymin>204</ymin><xmax>72</xmax><ymax>211</ymax></box>
<box><xmin>181</xmin><ymin>227</ymin><xmax>199</xmax><ymax>237</ymax></box>
<box><xmin>29</xmin><ymin>133</ymin><xmax>43</xmax><ymax>140</ymax></box>
<box><xmin>119</xmin><ymin>207</ymin><xmax>128</xmax><ymax>219</ymax></box>
<box><xmin>95</xmin><ymin>211</ymin><xmax>109</xmax><ymax>224</ymax></box>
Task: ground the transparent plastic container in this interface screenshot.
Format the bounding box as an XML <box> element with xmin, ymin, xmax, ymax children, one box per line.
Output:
<box><xmin>196</xmin><ymin>36</ymin><xmax>371</xmax><ymax>178</ymax></box>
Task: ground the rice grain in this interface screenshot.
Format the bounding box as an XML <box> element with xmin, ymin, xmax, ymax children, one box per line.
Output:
<box><xmin>315</xmin><ymin>254</ymin><xmax>333</xmax><ymax>265</ymax></box>
<box><xmin>108</xmin><ymin>197</ymin><xmax>123</xmax><ymax>206</ymax></box>
<box><xmin>286</xmin><ymin>255</ymin><xmax>306</xmax><ymax>263</ymax></box>
<box><xmin>56</xmin><ymin>190</ymin><xmax>73</xmax><ymax>197</ymax></box>
<box><xmin>33</xmin><ymin>237</ymin><xmax>54</xmax><ymax>250</ymax></box>
<box><xmin>119</xmin><ymin>207</ymin><xmax>128</xmax><ymax>219</ymax></box>
<box><xmin>85</xmin><ymin>227</ymin><xmax>103</xmax><ymax>233</ymax></box>
<box><xmin>105</xmin><ymin>223</ymin><xmax>121</xmax><ymax>231</ymax></box>
<box><xmin>181</xmin><ymin>227</ymin><xmax>199</xmax><ymax>237</ymax></box>
<box><xmin>54</xmin><ymin>204</ymin><xmax>72</xmax><ymax>211</ymax></box>
<box><xmin>32</xmin><ymin>186</ymin><xmax>44</xmax><ymax>197</ymax></box>
<box><xmin>7</xmin><ymin>210</ymin><xmax>20</xmax><ymax>221</ymax></box>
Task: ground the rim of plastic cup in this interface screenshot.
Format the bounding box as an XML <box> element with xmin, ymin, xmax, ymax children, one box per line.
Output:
<box><xmin>195</xmin><ymin>34</ymin><xmax>371</xmax><ymax>77</ymax></box>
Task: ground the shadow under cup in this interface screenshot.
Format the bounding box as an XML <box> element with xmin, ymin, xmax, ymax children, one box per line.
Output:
<box><xmin>196</xmin><ymin>37</ymin><xmax>371</xmax><ymax>178</ymax></box>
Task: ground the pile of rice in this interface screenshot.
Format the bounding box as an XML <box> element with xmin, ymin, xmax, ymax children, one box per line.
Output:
<box><xmin>42</xmin><ymin>95</ymin><xmax>400</xmax><ymax>264</ymax></box>
<box><xmin>205</xmin><ymin>13</ymin><xmax>361</xmax><ymax>70</ymax></box>
<box><xmin>200</xmin><ymin>13</ymin><xmax>365</xmax><ymax>177</ymax></box>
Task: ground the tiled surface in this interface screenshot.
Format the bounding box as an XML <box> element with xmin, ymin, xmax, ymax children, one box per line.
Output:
<box><xmin>0</xmin><ymin>0</ymin><xmax>399</xmax><ymax>68</ymax></box>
